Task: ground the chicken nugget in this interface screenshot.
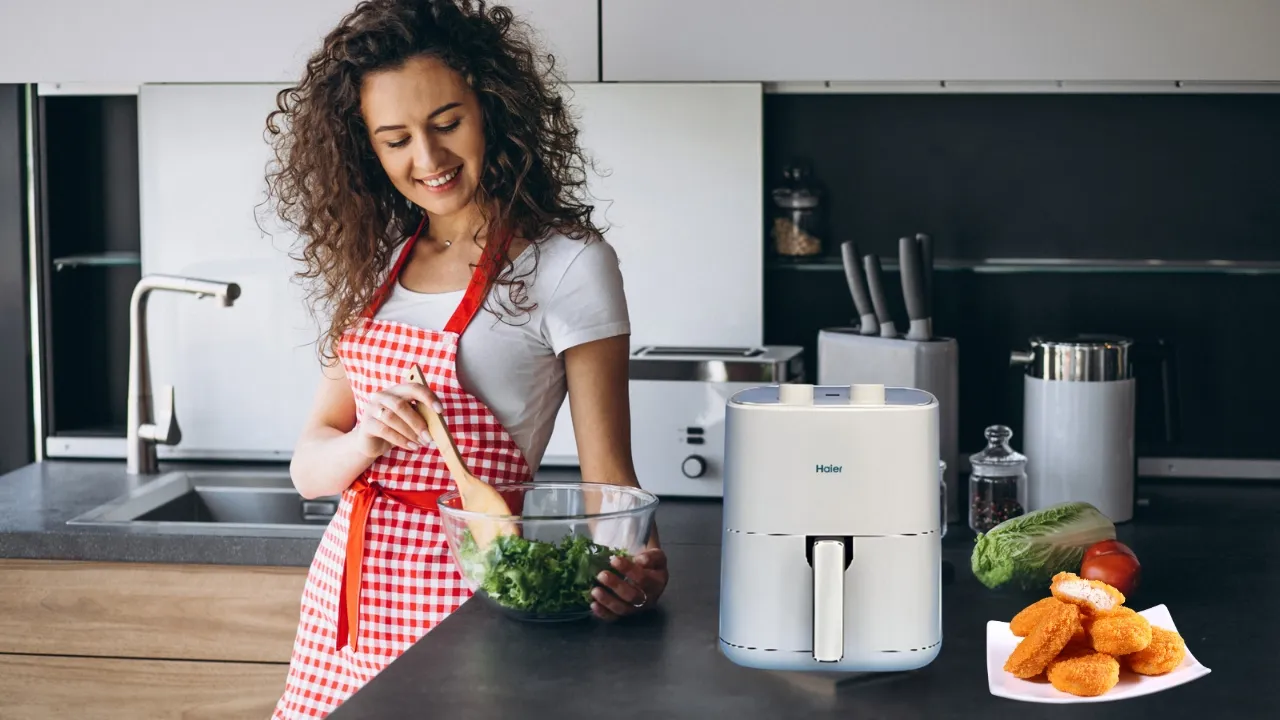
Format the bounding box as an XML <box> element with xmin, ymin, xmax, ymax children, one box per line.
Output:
<box><xmin>1125</xmin><ymin>626</ymin><xmax>1186</xmax><ymax>675</ymax></box>
<box><xmin>1010</xmin><ymin>597</ymin><xmax>1063</xmax><ymax>637</ymax></box>
<box><xmin>1046</xmin><ymin>644</ymin><xmax>1120</xmax><ymax>697</ymax></box>
<box><xmin>1089</xmin><ymin>609</ymin><xmax>1152</xmax><ymax>655</ymax></box>
<box><xmin>1050</xmin><ymin>571</ymin><xmax>1125</xmax><ymax>616</ymax></box>
<box><xmin>1003</xmin><ymin>600</ymin><xmax>1079</xmax><ymax>679</ymax></box>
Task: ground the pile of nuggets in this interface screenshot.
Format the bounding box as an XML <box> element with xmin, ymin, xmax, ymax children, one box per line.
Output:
<box><xmin>1002</xmin><ymin>571</ymin><xmax>1187</xmax><ymax>697</ymax></box>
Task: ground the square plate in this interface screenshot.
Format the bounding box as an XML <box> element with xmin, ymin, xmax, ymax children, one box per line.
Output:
<box><xmin>986</xmin><ymin>604</ymin><xmax>1210</xmax><ymax>703</ymax></box>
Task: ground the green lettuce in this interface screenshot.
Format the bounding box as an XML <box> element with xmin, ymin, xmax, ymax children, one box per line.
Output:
<box><xmin>455</xmin><ymin>530</ymin><xmax>627</xmax><ymax>613</ymax></box>
<box><xmin>970</xmin><ymin>501</ymin><xmax>1116</xmax><ymax>590</ymax></box>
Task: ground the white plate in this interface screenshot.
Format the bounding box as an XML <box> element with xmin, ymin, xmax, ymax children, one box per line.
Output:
<box><xmin>986</xmin><ymin>604</ymin><xmax>1211</xmax><ymax>703</ymax></box>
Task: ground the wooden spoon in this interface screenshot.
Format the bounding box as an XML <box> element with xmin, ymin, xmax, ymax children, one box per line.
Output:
<box><xmin>403</xmin><ymin>365</ymin><xmax>516</xmax><ymax>549</ymax></box>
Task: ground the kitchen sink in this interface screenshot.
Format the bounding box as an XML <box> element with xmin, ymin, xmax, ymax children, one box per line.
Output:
<box><xmin>67</xmin><ymin>470</ymin><xmax>337</xmax><ymax>537</ymax></box>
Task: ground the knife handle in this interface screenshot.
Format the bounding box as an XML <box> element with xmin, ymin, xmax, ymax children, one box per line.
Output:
<box><xmin>862</xmin><ymin>254</ymin><xmax>897</xmax><ymax>338</ymax></box>
<box><xmin>899</xmin><ymin>236</ymin><xmax>931</xmax><ymax>341</ymax></box>
<box><xmin>840</xmin><ymin>241</ymin><xmax>879</xmax><ymax>336</ymax></box>
<box><xmin>916</xmin><ymin>232</ymin><xmax>934</xmax><ymax>320</ymax></box>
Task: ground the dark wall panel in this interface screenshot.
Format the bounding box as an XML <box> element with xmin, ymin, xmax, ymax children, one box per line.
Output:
<box><xmin>762</xmin><ymin>92</ymin><xmax>1280</xmax><ymax>462</ymax></box>
<box><xmin>0</xmin><ymin>85</ymin><xmax>34</xmax><ymax>473</ymax></box>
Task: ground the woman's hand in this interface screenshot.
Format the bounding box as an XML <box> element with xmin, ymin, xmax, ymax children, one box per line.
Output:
<box><xmin>591</xmin><ymin>548</ymin><xmax>668</xmax><ymax>621</ymax></box>
<box><xmin>351</xmin><ymin>382</ymin><xmax>444</xmax><ymax>458</ymax></box>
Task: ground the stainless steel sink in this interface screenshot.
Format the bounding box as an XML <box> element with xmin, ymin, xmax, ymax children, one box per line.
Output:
<box><xmin>67</xmin><ymin>470</ymin><xmax>337</xmax><ymax>537</ymax></box>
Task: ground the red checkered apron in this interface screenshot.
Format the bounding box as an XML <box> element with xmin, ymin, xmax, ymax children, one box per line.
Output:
<box><xmin>273</xmin><ymin>219</ymin><xmax>533</xmax><ymax>718</ymax></box>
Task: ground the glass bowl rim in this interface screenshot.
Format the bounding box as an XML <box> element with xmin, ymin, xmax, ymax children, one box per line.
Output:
<box><xmin>435</xmin><ymin>481</ymin><xmax>660</xmax><ymax>523</ymax></box>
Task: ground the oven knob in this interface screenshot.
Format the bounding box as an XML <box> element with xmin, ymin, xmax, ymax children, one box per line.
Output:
<box><xmin>681</xmin><ymin>455</ymin><xmax>707</xmax><ymax>478</ymax></box>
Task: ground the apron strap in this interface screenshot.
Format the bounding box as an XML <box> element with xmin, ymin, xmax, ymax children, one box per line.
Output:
<box><xmin>443</xmin><ymin>232</ymin><xmax>511</xmax><ymax>336</ymax></box>
<box><xmin>363</xmin><ymin>214</ymin><xmax>429</xmax><ymax>319</ymax></box>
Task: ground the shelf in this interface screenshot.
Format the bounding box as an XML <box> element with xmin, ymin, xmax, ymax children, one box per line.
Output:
<box><xmin>52</xmin><ymin>251</ymin><xmax>140</xmax><ymax>271</ymax></box>
<box><xmin>767</xmin><ymin>257</ymin><xmax>1280</xmax><ymax>276</ymax></box>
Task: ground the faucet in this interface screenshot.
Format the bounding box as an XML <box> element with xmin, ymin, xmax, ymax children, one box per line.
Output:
<box><xmin>127</xmin><ymin>274</ymin><xmax>242</xmax><ymax>475</ymax></box>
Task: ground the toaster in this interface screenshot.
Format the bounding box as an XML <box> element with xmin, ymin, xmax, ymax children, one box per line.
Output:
<box><xmin>719</xmin><ymin>383</ymin><xmax>943</xmax><ymax>672</ymax></box>
<box><xmin>626</xmin><ymin>345</ymin><xmax>805</xmax><ymax>498</ymax></box>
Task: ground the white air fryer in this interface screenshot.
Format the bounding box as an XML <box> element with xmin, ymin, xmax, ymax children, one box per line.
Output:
<box><xmin>718</xmin><ymin>383</ymin><xmax>943</xmax><ymax>672</ymax></box>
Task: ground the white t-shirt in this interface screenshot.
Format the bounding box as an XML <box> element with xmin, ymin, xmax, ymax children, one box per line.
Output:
<box><xmin>375</xmin><ymin>233</ymin><xmax>630</xmax><ymax>471</ymax></box>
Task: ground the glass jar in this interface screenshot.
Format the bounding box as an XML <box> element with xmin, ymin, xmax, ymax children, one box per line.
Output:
<box><xmin>770</xmin><ymin>163</ymin><xmax>823</xmax><ymax>257</ymax></box>
<box><xmin>968</xmin><ymin>425</ymin><xmax>1028</xmax><ymax>533</ymax></box>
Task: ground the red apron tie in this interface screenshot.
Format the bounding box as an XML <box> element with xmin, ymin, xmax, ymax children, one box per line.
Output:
<box><xmin>337</xmin><ymin>476</ymin><xmax>445</xmax><ymax>652</ymax></box>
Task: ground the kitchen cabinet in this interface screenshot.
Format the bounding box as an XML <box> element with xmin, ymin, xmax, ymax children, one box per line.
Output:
<box><xmin>602</xmin><ymin>0</ymin><xmax>1280</xmax><ymax>84</ymax></box>
<box><xmin>0</xmin><ymin>0</ymin><xmax>600</xmax><ymax>85</ymax></box>
<box><xmin>0</xmin><ymin>559</ymin><xmax>306</xmax><ymax>719</ymax></box>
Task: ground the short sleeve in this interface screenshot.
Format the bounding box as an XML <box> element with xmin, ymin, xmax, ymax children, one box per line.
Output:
<box><xmin>541</xmin><ymin>238</ymin><xmax>630</xmax><ymax>356</ymax></box>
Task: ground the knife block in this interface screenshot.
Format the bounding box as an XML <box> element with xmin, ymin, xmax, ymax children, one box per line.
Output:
<box><xmin>816</xmin><ymin>328</ymin><xmax>959</xmax><ymax>523</ymax></box>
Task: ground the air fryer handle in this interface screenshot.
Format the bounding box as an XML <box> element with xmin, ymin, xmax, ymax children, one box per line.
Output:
<box><xmin>811</xmin><ymin>539</ymin><xmax>846</xmax><ymax>662</ymax></box>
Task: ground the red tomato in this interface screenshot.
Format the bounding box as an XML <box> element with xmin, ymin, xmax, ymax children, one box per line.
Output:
<box><xmin>1083</xmin><ymin>539</ymin><xmax>1137</xmax><ymax>564</ymax></box>
<box><xmin>1080</xmin><ymin>552</ymin><xmax>1141</xmax><ymax>596</ymax></box>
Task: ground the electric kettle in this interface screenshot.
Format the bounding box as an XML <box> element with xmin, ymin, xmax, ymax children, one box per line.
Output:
<box><xmin>718</xmin><ymin>383</ymin><xmax>943</xmax><ymax>672</ymax></box>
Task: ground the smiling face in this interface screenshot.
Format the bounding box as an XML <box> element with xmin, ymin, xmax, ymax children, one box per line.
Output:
<box><xmin>360</xmin><ymin>54</ymin><xmax>486</xmax><ymax>223</ymax></box>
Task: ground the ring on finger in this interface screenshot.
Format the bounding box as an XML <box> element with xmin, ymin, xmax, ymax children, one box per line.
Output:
<box><xmin>375</xmin><ymin>406</ymin><xmax>386</xmax><ymax>420</ymax></box>
<box><xmin>631</xmin><ymin>586</ymin><xmax>648</xmax><ymax>609</ymax></box>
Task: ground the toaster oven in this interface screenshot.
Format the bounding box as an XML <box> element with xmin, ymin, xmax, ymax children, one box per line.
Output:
<box><xmin>544</xmin><ymin>346</ymin><xmax>805</xmax><ymax>498</ymax></box>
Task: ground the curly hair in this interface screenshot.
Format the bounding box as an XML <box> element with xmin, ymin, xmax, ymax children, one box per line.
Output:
<box><xmin>264</xmin><ymin>0</ymin><xmax>602</xmax><ymax>364</ymax></box>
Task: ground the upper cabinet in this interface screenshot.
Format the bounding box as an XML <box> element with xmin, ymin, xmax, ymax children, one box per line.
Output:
<box><xmin>602</xmin><ymin>0</ymin><xmax>1280</xmax><ymax>84</ymax></box>
<box><xmin>0</xmin><ymin>0</ymin><xmax>599</xmax><ymax>85</ymax></box>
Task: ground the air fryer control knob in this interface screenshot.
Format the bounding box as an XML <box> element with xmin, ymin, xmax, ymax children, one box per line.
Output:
<box><xmin>681</xmin><ymin>455</ymin><xmax>706</xmax><ymax>478</ymax></box>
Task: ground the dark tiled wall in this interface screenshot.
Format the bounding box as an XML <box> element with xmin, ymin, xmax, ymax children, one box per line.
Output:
<box><xmin>761</xmin><ymin>93</ymin><xmax>1280</xmax><ymax>461</ymax></box>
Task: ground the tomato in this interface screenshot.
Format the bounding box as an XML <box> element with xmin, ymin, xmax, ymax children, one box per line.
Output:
<box><xmin>1083</xmin><ymin>539</ymin><xmax>1137</xmax><ymax>564</ymax></box>
<box><xmin>1080</xmin><ymin>551</ymin><xmax>1141</xmax><ymax>597</ymax></box>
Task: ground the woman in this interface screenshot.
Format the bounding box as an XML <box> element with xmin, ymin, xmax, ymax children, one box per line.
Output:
<box><xmin>263</xmin><ymin>1</ymin><xmax>667</xmax><ymax>716</ymax></box>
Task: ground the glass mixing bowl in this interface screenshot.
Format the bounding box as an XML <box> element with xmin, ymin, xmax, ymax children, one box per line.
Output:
<box><xmin>437</xmin><ymin>482</ymin><xmax>659</xmax><ymax>622</ymax></box>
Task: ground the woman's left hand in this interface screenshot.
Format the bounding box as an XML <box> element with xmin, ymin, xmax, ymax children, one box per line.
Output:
<box><xmin>591</xmin><ymin>548</ymin><xmax>668</xmax><ymax>621</ymax></box>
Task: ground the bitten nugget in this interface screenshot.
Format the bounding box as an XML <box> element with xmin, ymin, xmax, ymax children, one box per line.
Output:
<box><xmin>1125</xmin><ymin>626</ymin><xmax>1186</xmax><ymax>675</ymax></box>
<box><xmin>1050</xmin><ymin>571</ymin><xmax>1125</xmax><ymax>616</ymax></box>
<box><xmin>1010</xmin><ymin>597</ymin><xmax>1063</xmax><ymax>637</ymax></box>
<box><xmin>1046</xmin><ymin>644</ymin><xmax>1121</xmax><ymax>697</ymax></box>
<box><xmin>1003</xmin><ymin>600</ymin><xmax>1079</xmax><ymax>679</ymax></box>
<box><xmin>1089</xmin><ymin>609</ymin><xmax>1152</xmax><ymax>655</ymax></box>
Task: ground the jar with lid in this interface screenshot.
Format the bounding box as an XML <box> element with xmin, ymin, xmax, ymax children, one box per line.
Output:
<box><xmin>968</xmin><ymin>425</ymin><xmax>1028</xmax><ymax>533</ymax></box>
<box><xmin>770</xmin><ymin>163</ymin><xmax>823</xmax><ymax>257</ymax></box>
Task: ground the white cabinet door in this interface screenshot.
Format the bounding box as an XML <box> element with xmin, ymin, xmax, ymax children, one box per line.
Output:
<box><xmin>602</xmin><ymin>0</ymin><xmax>1280</xmax><ymax>83</ymax></box>
<box><xmin>138</xmin><ymin>83</ymin><xmax>313</xmax><ymax>460</ymax></box>
<box><xmin>1</xmin><ymin>0</ymin><xmax>598</xmax><ymax>84</ymax></box>
<box><xmin>138</xmin><ymin>82</ymin><xmax>762</xmax><ymax>461</ymax></box>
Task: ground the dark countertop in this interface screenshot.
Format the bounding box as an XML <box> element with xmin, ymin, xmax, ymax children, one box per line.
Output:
<box><xmin>0</xmin><ymin>460</ymin><xmax>718</xmax><ymax>567</ymax></box>
<box><xmin>0</xmin><ymin>460</ymin><xmax>322</xmax><ymax>566</ymax></box>
<box><xmin>331</xmin><ymin>480</ymin><xmax>1280</xmax><ymax>719</ymax></box>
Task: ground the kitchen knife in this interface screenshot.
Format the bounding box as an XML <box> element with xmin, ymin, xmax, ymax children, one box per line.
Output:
<box><xmin>916</xmin><ymin>232</ymin><xmax>934</xmax><ymax>330</ymax></box>
<box><xmin>840</xmin><ymin>241</ymin><xmax>879</xmax><ymax>335</ymax></box>
<box><xmin>899</xmin><ymin>235</ymin><xmax>932</xmax><ymax>341</ymax></box>
<box><xmin>862</xmin><ymin>254</ymin><xmax>897</xmax><ymax>338</ymax></box>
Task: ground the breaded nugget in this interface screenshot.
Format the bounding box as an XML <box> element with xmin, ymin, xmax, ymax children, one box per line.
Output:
<box><xmin>1010</xmin><ymin>597</ymin><xmax>1063</xmax><ymax>637</ymax></box>
<box><xmin>1003</xmin><ymin>600</ymin><xmax>1079</xmax><ymax>679</ymax></box>
<box><xmin>1089</xmin><ymin>609</ymin><xmax>1152</xmax><ymax>655</ymax></box>
<box><xmin>1050</xmin><ymin>571</ymin><xmax>1125</xmax><ymax>616</ymax></box>
<box><xmin>1046</xmin><ymin>644</ymin><xmax>1121</xmax><ymax>697</ymax></box>
<box><xmin>1125</xmin><ymin>626</ymin><xmax>1186</xmax><ymax>675</ymax></box>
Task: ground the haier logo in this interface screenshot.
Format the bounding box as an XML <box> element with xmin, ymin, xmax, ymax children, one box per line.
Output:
<box><xmin>815</xmin><ymin>464</ymin><xmax>842</xmax><ymax>473</ymax></box>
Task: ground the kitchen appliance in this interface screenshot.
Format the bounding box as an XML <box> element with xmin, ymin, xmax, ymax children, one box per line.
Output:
<box><xmin>628</xmin><ymin>345</ymin><xmax>805</xmax><ymax>498</ymax></box>
<box><xmin>1010</xmin><ymin>335</ymin><xmax>1136</xmax><ymax>523</ymax></box>
<box><xmin>719</xmin><ymin>383</ymin><xmax>943</xmax><ymax>672</ymax></box>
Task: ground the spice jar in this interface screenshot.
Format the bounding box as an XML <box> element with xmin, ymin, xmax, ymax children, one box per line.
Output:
<box><xmin>968</xmin><ymin>425</ymin><xmax>1028</xmax><ymax>533</ymax></box>
<box><xmin>770</xmin><ymin>163</ymin><xmax>823</xmax><ymax>257</ymax></box>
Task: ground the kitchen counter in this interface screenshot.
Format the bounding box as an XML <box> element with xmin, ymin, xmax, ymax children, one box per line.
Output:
<box><xmin>330</xmin><ymin>480</ymin><xmax>1280</xmax><ymax>719</ymax></box>
<box><xmin>0</xmin><ymin>460</ymin><xmax>321</xmax><ymax>566</ymax></box>
<box><xmin>0</xmin><ymin>460</ymin><xmax>719</xmax><ymax>567</ymax></box>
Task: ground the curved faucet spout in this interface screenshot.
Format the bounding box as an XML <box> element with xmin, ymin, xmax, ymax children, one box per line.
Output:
<box><xmin>126</xmin><ymin>274</ymin><xmax>242</xmax><ymax>475</ymax></box>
